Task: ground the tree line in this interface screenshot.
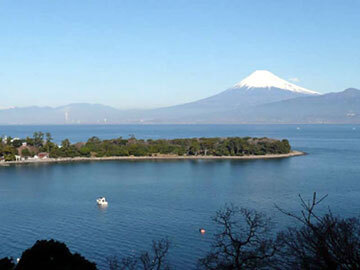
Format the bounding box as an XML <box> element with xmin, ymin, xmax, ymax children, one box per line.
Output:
<box><xmin>2</xmin><ymin>193</ymin><xmax>360</xmax><ymax>270</ymax></box>
<box><xmin>0</xmin><ymin>132</ymin><xmax>291</xmax><ymax>161</ymax></box>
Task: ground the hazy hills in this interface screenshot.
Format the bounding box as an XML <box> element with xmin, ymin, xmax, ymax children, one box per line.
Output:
<box><xmin>0</xmin><ymin>71</ymin><xmax>359</xmax><ymax>124</ymax></box>
<box><xmin>245</xmin><ymin>88</ymin><xmax>360</xmax><ymax>123</ymax></box>
<box><xmin>0</xmin><ymin>104</ymin><xmax>122</xmax><ymax>125</ymax></box>
<box><xmin>136</xmin><ymin>87</ymin><xmax>360</xmax><ymax>124</ymax></box>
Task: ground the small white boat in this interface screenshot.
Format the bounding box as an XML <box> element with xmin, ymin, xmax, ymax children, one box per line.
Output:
<box><xmin>96</xmin><ymin>197</ymin><xmax>108</xmax><ymax>206</ymax></box>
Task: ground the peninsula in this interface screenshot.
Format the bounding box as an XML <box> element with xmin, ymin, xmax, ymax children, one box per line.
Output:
<box><xmin>0</xmin><ymin>132</ymin><xmax>304</xmax><ymax>165</ymax></box>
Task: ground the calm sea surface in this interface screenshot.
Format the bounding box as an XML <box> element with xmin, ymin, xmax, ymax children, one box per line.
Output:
<box><xmin>0</xmin><ymin>124</ymin><xmax>359</xmax><ymax>269</ymax></box>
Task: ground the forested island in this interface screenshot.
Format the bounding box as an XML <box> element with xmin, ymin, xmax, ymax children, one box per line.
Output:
<box><xmin>0</xmin><ymin>132</ymin><xmax>301</xmax><ymax>163</ymax></box>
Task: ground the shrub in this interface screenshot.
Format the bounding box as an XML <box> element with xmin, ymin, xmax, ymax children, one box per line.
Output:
<box><xmin>15</xmin><ymin>239</ymin><xmax>97</xmax><ymax>270</ymax></box>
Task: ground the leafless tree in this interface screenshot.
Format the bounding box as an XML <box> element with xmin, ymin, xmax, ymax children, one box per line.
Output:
<box><xmin>108</xmin><ymin>238</ymin><xmax>171</xmax><ymax>270</ymax></box>
<box><xmin>107</xmin><ymin>194</ymin><xmax>360</xmax><ymax>270</ymax></box>
<box><xmin>107</xmin><ymin>256</ymin><xmax>121</xmax><ymax>270</ymax></box>
<box><xmin>275</xmin><ymin>192</ymin><xmax>360</xmax><ymax>270</ymax></box>
<box><xmin>139</xmin><ymin>239</ymin><xmax>171</xmax><ymax>270</ymax></box>
<box><xmin>198</xmin><ymin>204</ymin><xmax>277</xmax><ymax>270</ymax></box>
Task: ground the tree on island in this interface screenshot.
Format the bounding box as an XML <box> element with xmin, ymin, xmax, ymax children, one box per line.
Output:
<box><xmin>21</xmin><ymin>148</ymin><xmax>32</xmax><ymax>158</ymax></box>
<box><xmin>11</xmin><ymin>139</ymin><xmax>22</xmax><ymax>148</ymax></box>
<box><xmin>1</xmin><ymin>145</ymin><xmax>17</xmax><ymax>161</ymax></box>
<box><xmin>45</xmin><ymin>132</ymin><xmax>53</xmax><ymax>143</ymax></box>
<box><xmin>32</xmin><ymin>132</ymin><xmax>44</xmax><ymax>147</ymax></box>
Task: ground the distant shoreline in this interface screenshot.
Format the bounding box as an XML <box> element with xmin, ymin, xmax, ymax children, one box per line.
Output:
<box><xmin>0</xmin><ymin>151</ymin><xmax>305</xmax><ymax>166</ymax></box>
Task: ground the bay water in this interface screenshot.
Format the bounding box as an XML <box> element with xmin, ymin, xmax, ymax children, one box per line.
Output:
<box><xmin>0</xmin><ymin>124</ymin><xmax>359</xmax><ymax>269</ymax></box>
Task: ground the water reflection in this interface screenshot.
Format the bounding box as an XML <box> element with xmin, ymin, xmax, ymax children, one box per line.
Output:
<box><xmin>97</xmin><ymin>204</ymin><xmax>108</xmax><ymax>211</ymax></box>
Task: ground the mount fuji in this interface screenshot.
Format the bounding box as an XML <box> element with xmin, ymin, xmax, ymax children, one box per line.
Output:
<box><xmin>133</xmin><ymin>70</ymin><xmax>320</xmax><ymax>122</ymax></box>
<box><xmin>190</xmin><ymin>70</ymin><xmax>318</xmax><ymax>108</ymax></box>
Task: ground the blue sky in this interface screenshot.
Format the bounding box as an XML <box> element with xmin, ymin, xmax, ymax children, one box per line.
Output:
<box><xmin>0</xmin><ymin>0</ymin><xmax>359</xmax><ymax>109</ymax></box>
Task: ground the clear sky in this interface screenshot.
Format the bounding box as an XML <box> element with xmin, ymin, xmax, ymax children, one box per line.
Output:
<box><xmin>0</xmin><ymin>0</ymin><xmax>359</xmax><ymax>109</ymax></box>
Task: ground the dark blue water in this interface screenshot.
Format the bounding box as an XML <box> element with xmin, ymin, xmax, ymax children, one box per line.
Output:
<box><xmin>0</xmin><ymin>125</ymin><xmax>359</xmax><ymax>269</ymax></box>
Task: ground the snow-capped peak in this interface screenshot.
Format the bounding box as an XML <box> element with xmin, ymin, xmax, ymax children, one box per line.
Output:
<box><xmin>233</xmin><ymin>70</ymin><xmax>319</xmax><ymax>95</ymax></box>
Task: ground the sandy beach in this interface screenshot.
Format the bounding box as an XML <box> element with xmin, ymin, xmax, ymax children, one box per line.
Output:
<box><xmin>0</xmin><ymin>151</ymin><xmax>305</xmax><ymax>166</ymax></box>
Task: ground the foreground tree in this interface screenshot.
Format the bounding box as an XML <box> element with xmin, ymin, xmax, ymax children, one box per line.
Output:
<box><xmin>0</xmin><ymin>257</ymin><xmax>15</xmax><ymax>270</ymax></box>
<box><xmin>275</xmin><ymin>193</ymin><xmax>360</xmax><ymax>270</ymax></box>
<box><xmin>16</xmin><ymin>239</ymin><xmax>97</xmax><ymax>270</ymax></box>
<box><xmin>198</xmin><ymin>204</ymin><xmax>277</xmax><ymax>270</ymax></box>
<box><xmin>108</xmin><ymin>238</ymin><xmax>171</xmax><ymax>270</ymax></box>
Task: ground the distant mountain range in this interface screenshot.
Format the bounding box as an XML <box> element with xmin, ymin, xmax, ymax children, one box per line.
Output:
<box><xmin>0</xmin><ymin>70</ymin><xmax>359</xmax><ymax>124</ymax></box>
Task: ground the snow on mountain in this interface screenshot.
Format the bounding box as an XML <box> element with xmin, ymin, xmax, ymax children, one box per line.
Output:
<box><xmin>134</xmin><ymin>70</ymin><xmax>321</xmax><ymax>123</ymax></box>
<box><xmin>233</xmin><ymin>70</ymin><xmax>319</xmax><ymax>95</ymax></box>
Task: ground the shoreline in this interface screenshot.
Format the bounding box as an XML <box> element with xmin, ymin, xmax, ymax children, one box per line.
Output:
<box><xmin>0</xmin><ymin>151</ymin><xmax>305</xmax><ymax>166</ymax></box>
